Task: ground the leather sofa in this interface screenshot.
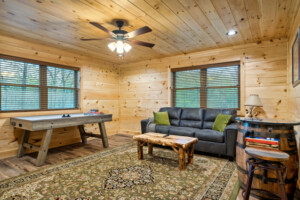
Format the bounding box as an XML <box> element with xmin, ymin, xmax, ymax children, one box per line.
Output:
<box><xmin>141</xmin><ymin>107</ymin><xmax>238</xmax><ymax>160</ymax></box>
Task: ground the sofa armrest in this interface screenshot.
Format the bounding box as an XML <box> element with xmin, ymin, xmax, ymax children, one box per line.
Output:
<box><xmin>141</xmin><ymin>118</ymin><xmax>150</xmax><ymax>134</ymax></box>
<box><xmin>141</xmin><ymin>117</ymin><xmax>155</xmax><ymax>134</ymax></box>
<box><xmin>224</xmin><ymin>123</ymin><xmax>237</xmax><ymax>131</ymax></box>
<box><xmin>223</xmin><ymin>123</ymin><xmax>238</xmax><ymax>158</ymax></box>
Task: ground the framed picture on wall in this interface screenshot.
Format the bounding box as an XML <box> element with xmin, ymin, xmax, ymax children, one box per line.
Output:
<box><xmin>292</xmin><ymin>27</ymin><xmax>300</xmax><ymax>87</ymax></box>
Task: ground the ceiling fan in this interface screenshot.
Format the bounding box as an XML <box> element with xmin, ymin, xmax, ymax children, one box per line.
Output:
<box><xmin>81</xmin><ymin>20</ymin><xmax>155</xmax><ymax>56</ymax></box>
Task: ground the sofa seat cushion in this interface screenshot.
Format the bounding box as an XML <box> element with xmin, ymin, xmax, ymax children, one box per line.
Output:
<box><xmin>155</xmin><ymin>125</ymin><xmax>171</xmax><ymax>134</ymax></box>
<box><xmin>195</xmin><ymin>129</ymin><xmax>224</xmax><ymax>143</ymax></box>
<box><xmin>169</xmin><ymin>126</ymin><xmax>195</xmax><ymax>137</ymax></box>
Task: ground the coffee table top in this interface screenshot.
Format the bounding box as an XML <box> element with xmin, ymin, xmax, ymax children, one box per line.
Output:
<box><xmin>133</xmin><ymin>133</ymin><xmax>198</xmax><ymax>148</ymax></box>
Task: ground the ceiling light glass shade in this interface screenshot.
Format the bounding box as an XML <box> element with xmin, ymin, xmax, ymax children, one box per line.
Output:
<box><xmin>124</xmin><ymin>43</ymin><xmax>132</xmax><ymax>52</ymax></box>
<box><xmin>116</xmin><ymin>40</ymin><xmax>124</xmax><ymax>49</ymax></box>
<box><xmin>108</xmin><ymin>42</ymin><xmax>116</xmax><ymax>51</ymax></box>
<box><xmin>116</xmin><ymin>46</ymin><xmax>124</xmax><ymax>54</ymax></box>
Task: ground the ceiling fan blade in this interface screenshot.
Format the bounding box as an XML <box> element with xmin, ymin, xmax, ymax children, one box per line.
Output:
<box><xmin>80</xmin><ymin>38</ymin><xmax>107</xmax><ymax>41</ymax></box>
<box><xmin>89</xmin><ymin>22</ymin><xmax>116</xmax><ymax>37</ymax></box>
<box><xmin>130</xmin><ymin>40</ymin><xmax>155</xmax><ymax>48</ymax></box>
<box><xmin>125</xmin><ymin>26</ymin><xmax>152</xmax><ymax>38</ymax></box>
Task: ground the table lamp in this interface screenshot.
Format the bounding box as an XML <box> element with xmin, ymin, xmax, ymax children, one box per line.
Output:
<box><xmin>244</xmin><ymin>94</ymin><xmax>263</xmax><ymax>118</ymax></box>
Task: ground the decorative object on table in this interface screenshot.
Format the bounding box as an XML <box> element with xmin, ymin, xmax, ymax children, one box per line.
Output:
<box><xmin>254</xmin><ymin>111</ymin><xmax>258</xmax><ymax>118</ymax></box>
<box><xmin>244</xmin><ymin>94</ymin><xmax>263</xmax><ymax>119</ymax></box>
<box><xmin>86</xmin><ymin>109</ymin><xmax>104</xmax><ymax>115</ymax></box>
<box><xmin>10</xmin><ymin>113</ymin><xmax>112</xmax><ymax>166</ymax></box>
<box><xmin>292</xmin><ymin>27</ymin><xmax>300</xmax><ymax>87</ymax></box>
<box><xmin>0</xmin><ymin>143</ymin><xmax>237</xmax><ymax>199</ymax></box>
<box><xmin>235</xmin><ymin>117</ymin><xmax>300</xmax><ymax>199</ymax></box>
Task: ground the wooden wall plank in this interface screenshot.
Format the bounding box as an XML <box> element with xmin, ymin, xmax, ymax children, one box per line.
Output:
<box><xmin>211</xmin><ymin>0</ymin><xmax>244</xmax><ymax>43</ymax></box>
<box><xmin>227</xmin><ymin>0</ymin><xmax>253</xmax><ymax>42</ymax></box>
<box><xmin>260</xmin><ymin>0</ymin><xmax>277</xmax><ymax>39</ymax></box>
<box><xmin>243</xmin><ymin>0</ymin><xmax>262</xmax><ymax>40</ymax></box>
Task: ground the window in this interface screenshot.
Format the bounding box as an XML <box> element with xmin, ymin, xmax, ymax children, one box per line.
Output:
<box><xmin>0</xmin><ymin>55</ymin><xmax>80</xmax><ymax>112</ymax></box>
<box><xmin>172</xmin><ymin>62</ymin><xmax>240</xmax><ymax>109</ymax></box>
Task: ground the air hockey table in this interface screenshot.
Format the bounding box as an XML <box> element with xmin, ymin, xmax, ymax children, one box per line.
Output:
<box><xmin>10</xmin><ymin>113</ymin><xmax>112</xmax><ymax>166</ymax></box>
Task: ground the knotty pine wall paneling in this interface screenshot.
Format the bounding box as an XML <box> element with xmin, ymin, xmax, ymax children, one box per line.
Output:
<box><xmin>0</xmin><ymin>35</ymin><xmax>119</xmax><ymax>159</ymax></box>
<box><xmin>119</xmin><ymin>39</ymin><xmax>288</xmax><ymax>134</ymax></box>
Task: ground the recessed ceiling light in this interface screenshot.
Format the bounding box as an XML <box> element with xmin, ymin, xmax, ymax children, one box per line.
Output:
<box><xmin>226</xmin><ymin>30</ymin><xmax>238</xmax><ymax>36</ymax></box>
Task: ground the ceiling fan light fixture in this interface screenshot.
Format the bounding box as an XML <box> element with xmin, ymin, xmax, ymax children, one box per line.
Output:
<box><xmin>124</xmin><ymin>43</ymin><xmax>132</xmax><ymax>52</ymax></box>
<box><xmin>108</xmin><ymin>42</ymin><xmax>116</xmax><ymax>51</ymax></box>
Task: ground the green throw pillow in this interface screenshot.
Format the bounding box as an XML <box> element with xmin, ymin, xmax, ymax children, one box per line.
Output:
<box><xmin>153</xmin><ymin>111</ymin><xmax>170</xmax><ymax>126</ymax></box>
<box><xmin>212</xmin><ymin>114</ymin><xmax>232</xmax><ymax>132</ymax></box>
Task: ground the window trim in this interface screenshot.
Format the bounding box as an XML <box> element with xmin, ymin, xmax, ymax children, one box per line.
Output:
<box><xmin>171</xmin><ymin>61</ymin><xmax>241</xmax><ymax>110</ymax></box>
<box><xmin>0</xmin><ymin>54</ymin><xmax>81</xmax><ymax>113</ymax></box>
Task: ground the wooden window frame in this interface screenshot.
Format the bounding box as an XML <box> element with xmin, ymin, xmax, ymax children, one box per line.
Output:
<box><xmin>171</xmin><ymin>61</ymin><xmax>240</xmax><ymax>110</ymax></box>
<box><xmin>0</xmin><ymin>54</ymin><xmax>80</xmax><ymax>112</ymax></box>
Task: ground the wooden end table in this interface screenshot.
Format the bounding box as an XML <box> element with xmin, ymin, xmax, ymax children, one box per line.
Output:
<box><xmin>133</xmin><ymin>132</ymin><xmax>198</xmax><ymax>170</ymax></box>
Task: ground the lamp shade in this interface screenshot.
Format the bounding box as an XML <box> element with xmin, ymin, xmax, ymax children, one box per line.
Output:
<box><xmin>244</xmin><ymin>94</ymin><xmax>263</xmax><ymax>107</ymax></box>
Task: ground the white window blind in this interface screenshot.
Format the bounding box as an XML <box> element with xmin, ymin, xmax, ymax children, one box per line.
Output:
<box><xmin>0</xmin><ymin>56</ymin><xmax>80</xmax><ymax>112</ymax></box>
<box><xmin>172</xmin><ymin>62</ymin><xmax>240</xmax><ymax>109</ymax></box>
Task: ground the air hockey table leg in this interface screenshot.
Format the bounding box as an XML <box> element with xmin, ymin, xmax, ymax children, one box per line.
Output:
<box><xmin>36</xmin><ymin>129</ymin><xmax>53</xmax><ymax>166</ymax></box>
<box><xmin>78</xmin><ymin>125</ymin><xmax>88</xmax><ymax>144</ymax></box>
<box><xmin>17</xmin><ymin>130</ymin><xmax>30</xmax><ymax>158</ymax></box>
<box><xmin>98</xmin><ymin>122</ymin><xmax>109</xmax><ymax>148</ymax></box>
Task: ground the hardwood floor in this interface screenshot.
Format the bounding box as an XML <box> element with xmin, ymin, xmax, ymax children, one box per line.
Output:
<box><xmin>0</xmin><ymin>133</ymin><xmax>133</xmax><ymax>181</ymax></box>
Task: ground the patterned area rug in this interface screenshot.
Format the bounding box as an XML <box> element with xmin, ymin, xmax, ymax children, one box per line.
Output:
<box><xmin>0</xmin><ymin>143</ymin><xmax>237</xmax><ymax>199</ymax></box>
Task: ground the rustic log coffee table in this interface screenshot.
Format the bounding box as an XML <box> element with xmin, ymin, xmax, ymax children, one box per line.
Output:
<box><xmin>133</xmin><ymin>132</ymin><xmax>198</xmax><ymax>170</ymax></box>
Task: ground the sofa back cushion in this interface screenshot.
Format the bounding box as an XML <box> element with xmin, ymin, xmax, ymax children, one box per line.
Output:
<box><xmin>203</xmin><ymin>109</ymin><xmax>237</xmax><ymax>129</ymax></box>
<box><xmin>159</xmin><ymin>107</ymin><xmax>182</xmax><ymax>126</ymax></box>
<box><xmin>179</xmin><ymin>108</ymin><xmax>204</xmax><ymax>129</ymax></box>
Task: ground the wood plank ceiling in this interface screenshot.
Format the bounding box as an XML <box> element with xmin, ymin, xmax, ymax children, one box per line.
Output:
<box><xmin>0</xmin><ymin>0</ymin><xmax>299</xmax><ymax>64</ymax></box>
